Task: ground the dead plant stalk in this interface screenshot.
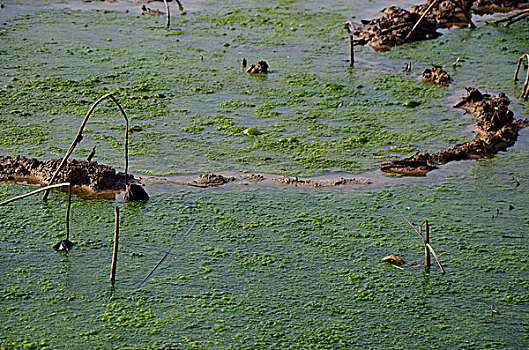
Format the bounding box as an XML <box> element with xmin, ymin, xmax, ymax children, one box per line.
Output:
<box><xmin>163</xmin><ymin>0</ymin><xmax>170</xmax><ymax>29</ymax></box>
<box><xmin>42</xmin><ymin>93</ymin><xmax>129</xmax><ymax>201</ymax></box>
<box><xmin>344</xmin><ymin>21</ymin><xmax>355</xmax><ymax>67</ymax></box>
<box><xmin>392</xmin><ymin>203</ymin><xmax>446</xmax><ymax>274</ymax></box>
<box><xmin>110</xmin><ymin>206</ymin><xmax>119</xmax><ymax>282</ymax></box>
<box><xmin>513</xmin><ymin>54</ymin><xmax>529</xmax><ymax>99</ymax></box>
<box><xmin>405</xmin><ymin>0</ymin><xmax>439</xmax><ymax>42</ymax></box>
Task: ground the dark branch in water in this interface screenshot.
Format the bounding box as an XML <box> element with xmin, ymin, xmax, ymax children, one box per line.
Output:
<box><xmin>137</xmin><ymin>221</ymin><xmax>197</xmax><ymax>288</ymax></box>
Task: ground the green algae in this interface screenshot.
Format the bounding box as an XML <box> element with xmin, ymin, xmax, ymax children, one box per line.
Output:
<box><xmin>0</xmin><ymin>5</ymin><xmax>470</xmax><ymax>176</ymax></box>
<box><xmin>1</xmin><ymin>1</ymin><xmax>529</xmax><ymax>348</ymax></box>
<box><xmin>1</xmin><ymin>151</ymin><xmax>529</xmax><ymax>348</ymax></box>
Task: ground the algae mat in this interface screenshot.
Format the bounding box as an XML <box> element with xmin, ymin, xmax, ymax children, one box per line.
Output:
<box><xmin>0</xmin><ymin>0</ymin><xmax>529</xmax><ymax>348</ymax></box>
<box><xmin>1</xmin><ymin>155</ymin><xmax>529</xmax><ymax>348</ymax></box>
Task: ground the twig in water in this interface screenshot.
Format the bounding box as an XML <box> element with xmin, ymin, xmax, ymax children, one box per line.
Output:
<box><xmin>163</xmin><ymin>0</ymin><xmax>170</xmax><ymax>29</ymax></box>
<box><xmin>491</xmin><ymin>9</ymin><xmax>529</xmax><ymax>27</ymax></box>
<box><xmin>137</xmin><ymin>221</ymin><xmax>197</xmax><ymax>288</ymax></box>
<box><xmin>343</xmin><ymin>21</ymin><xmax>356</xmax><ymax>67</ymax></box>
<box><xmin>0</xmin><ymin>183</ymin><xmax>71</xmax><ymax>206</ymax></box>
<box><xmin>392</xmin><ymin>202</ymin><xmax>446</xmax><ymax>274</ymax></box>
<box><xmin>110</xmin><ymin>206</ymin><xmax>119</xmax><ymax>282</ymax></box>
<box><xmin>0</xmin><ymin>182</ymin><xmax>75</xmax><ymax>250</ymax></box>
<box><xmin>514</xmin><ymin>54</ymin><xmax>529</xmax><ymax>99</ymax></box>
<box><xmin>53</xmin><ymin>183</ymin><xmax>74</xmax><ymax>251</ymax></box>
<box><xmin>405</xmin><ymin>0</ymin><xmax>439</xmax><ymax>42</ymax></box>
<box><xmin>42</xmin><ymin>94</ymin><xmax>129</xmax><ymax>201</ymax></box>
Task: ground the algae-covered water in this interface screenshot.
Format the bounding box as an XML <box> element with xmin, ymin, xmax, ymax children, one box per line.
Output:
<box><xmin>1</xmin><ymin>0</ymin><xmax>528</xmax><ymax>348</ymax></box>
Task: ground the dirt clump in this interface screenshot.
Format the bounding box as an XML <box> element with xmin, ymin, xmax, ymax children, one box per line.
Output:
<box><xmin>192</xmin><ymin>174</ymin><xmax>236</xmax><ymax>187</ymax></box>
<box><xmin>422</xmin><ymin>65</ymin><xmax>451</xmax><ymax>85</ymax></box>
<box><xmin>246</xmin><ymin>61</ymin><xmax>269</xmax><ymax>74</ymax></box>
<box><xmin>353</xmin><ymin>6</ymin><xmax>441</xmax><ymax>51</ymax></box>
<box><xmin>141</xmin><ymin>5</ymin><xmax>164</xmax><ymax>16</ymax></box>
<box><xmin>0</xmin><ymin>155</ymin><xmax>133</xmax><ymax>191</ymax></box>
<box><xmin>353</xmin><ymin>0</ymin><xmax>527</xmax><ymax>50</ymax></box>
<box><xmin>472</xmin><ymin>0</ymin><xmax>529</xmax><ymax>14</ymax></box>
<box><xmin>380</xmin><ymin>88</ymin><xmax>529</xmax><ymax>176</ymax></box>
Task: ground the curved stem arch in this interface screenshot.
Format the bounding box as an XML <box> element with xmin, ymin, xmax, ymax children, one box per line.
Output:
<box><xmin>42</xmin><ymin>94</ymin><xmax>129</xmax><ymax>201</ymax></box>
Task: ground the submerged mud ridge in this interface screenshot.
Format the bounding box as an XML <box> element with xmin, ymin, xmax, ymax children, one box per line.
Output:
<box><xmin>380</xmin><ymin>88</ymin><xmax>529</xmax><ymax>176</ymax></box>
<box><xmin>354</xmin><ymin>0</ymin><xmax>529</xmax><ymax>50</ymax></box>
<box><xmin>143</xmin><ymin>173</ymin><xmax>373</xmax><ymax>188</ymax></box>
<box><xmin>0</xmin><ymin>155</ymin><xmax>134</xmax><ymax>191</ymax></box>
<box><xmin>274</xmin><ymin>176</ymin><xmax>372</xmax><ymax>187</ymax></box>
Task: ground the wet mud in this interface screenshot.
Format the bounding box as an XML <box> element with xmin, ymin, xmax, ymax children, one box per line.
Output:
<box><xmin>354</xmin><ymin>0</ymin><xmax>529</xmax><ymax>50</ymax></box>
<box><xmin>0</xmin><ymin>155</ymin><xmax>134</xmax><ymax>192</ymax></box>
<box><xmin>380</xmin><ymin>88</ymin><xmax>529</xmax><ymax>176</ymax></box>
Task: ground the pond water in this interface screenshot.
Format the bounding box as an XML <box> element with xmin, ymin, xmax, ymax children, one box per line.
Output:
<box><xmin>0</xmin><ymin>0</ymin><xmax>528</xmax><ymax>348</ymax></box>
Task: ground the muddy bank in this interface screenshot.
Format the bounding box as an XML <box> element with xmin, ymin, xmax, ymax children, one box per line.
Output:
<box><xmin>0</xmin><ymin>155</ymin><xmax>134</xmax><ymax>192</ymax></box>
<box><xmin>353</xmin><ymin>0</ymin><xmax>529</xmax><ymax>50</ymax></box>
<box><xmin>380</xmin><ymin>88</ymin><xmax>529</xmax><ymax>176</ymax></box>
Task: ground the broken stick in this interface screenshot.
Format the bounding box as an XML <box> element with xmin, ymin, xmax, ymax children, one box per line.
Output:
<box><xmin>405</xmin><ymin>0</ymin><xmax>439</xmax><ymax>42</ymax></box>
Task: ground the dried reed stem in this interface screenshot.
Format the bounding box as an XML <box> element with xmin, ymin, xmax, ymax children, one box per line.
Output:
<box><xmin>513</xmin><ymin>54</ymin><xmax>528</xmax><ymax>81</ymax></box>
<box><xmin>349</xmin><ymin>36</ymin><xmax>355</xmax><ymax>67</ymax></box>
<box><xmin>424</xmin><ymin>220</ymin><xmax>431</xmax><ymax>270</ymax></box>
<box><xmin>405</xmin><ymin>0</ymin><xmax>439</xmax><ymax>41</ymax></box>
<box><xmin>137</xmin><ymin>221</ymin><xmax>196</xmax><ymax>288</ymax></box>
<box><xmin>163</xmin><ymin>0</ymin><xmax>170</xmax><ymax>29</ymax></box>
<box><xmin>392</xmin><ymin>203</ymin><xmax>445</xmax><ymax>274</ymax></box>
<box><xmin>66</xmin><ymin>184</ymin><xmax>71</xmax><ymax>241</ymax></box>
<box><xmin>110</xmin><ymin>206</ymin><xmax>119</xmax><ymax>282</ymax></box>
<box><xmin>0</xmin><ymin>183</ymin><xmax>71</xmax><ymax>206</ymax></box>
<box><xmin>344</xmin><ymin>21</ymin><xmax>355</xmax><ymax>68</ymax></box>
<box><xmin>43</xmin><ymin>94</ymin><xmax>129</xmax><ymax>201</ymax></box>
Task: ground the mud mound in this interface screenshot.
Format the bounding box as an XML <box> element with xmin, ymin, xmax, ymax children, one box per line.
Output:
<box><xmin>246</xmin><ymin>61</ymin><xmax>269</xmax><ymax>74</ymax></box>
<box><xmin>192</xmin><ymin>174</ymin><xmax>236</xmax><ymax>187</ymax></box>
<box><xmin>380</xmin><ymin>88</ymin><xmax>529</xmax><ymax>176</ymax></box>
<box><xmin>0</xmin><ymin>155</ymin><xmax>133</xmax><ymax>191</ymax></box>
<box><xmin>354</xmin><ymin>0</ymin><xmax>528</xmax><ymax>50</ymax></box>
<box><xmin>422</xmin><ymin>66</ymin><xmax>451</xmax><ymax>85</ymax></box>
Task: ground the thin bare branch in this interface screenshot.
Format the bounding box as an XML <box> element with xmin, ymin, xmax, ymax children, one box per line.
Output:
<box><xmin>426</xmin><ymin>243</ymin><xmax>446</xmax><ymax>274</ymax></box>
<box><xmin>0</xmin><ymin>183</ymin><xmax>71</xmax><ymax>206</ymax></box>
<box><xmin>405</xmin><ymin>0</ymin><xmax>439</xmax><ymax>42</ymax></box>
<box><xmin>137</xmin><ymin>221</ymin><xmax>197</xmax><ymax>288</ymax></box>
<box><xmin>514</xmin><ymin>54</ymin><xmax>528</xmax><ymax>81</ymax></box>
<box><xmin>42</xmin><ymin>94</ymin><xmax>129</xmax><ymax>201</ymax></box>
<box><xmin>392</xmin><ymin>202</ymin><xmax>425</xmax><ymax>241</ymax></box>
